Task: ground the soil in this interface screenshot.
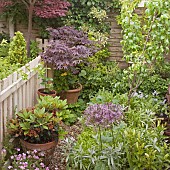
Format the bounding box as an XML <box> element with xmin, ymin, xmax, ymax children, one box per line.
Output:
<box><xmin>49</xmin><ymin>121</ymin><xmax>83</xmax><ymax>170</ymax></box>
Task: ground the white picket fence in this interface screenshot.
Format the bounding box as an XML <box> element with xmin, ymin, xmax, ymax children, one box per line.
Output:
<box><xmin>0</xmin><ymin>56</ymin><xmax>42</xmax><ymax>152</ymax></box>
<box><xmin>36</xmin><ymin>38</ymin><xmax>49</xmax><ymax>52</ymax></box>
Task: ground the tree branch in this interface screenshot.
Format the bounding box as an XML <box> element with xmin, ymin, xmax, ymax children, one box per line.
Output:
<box><xmin>21</xmin><ymin>0</ymin><xmax>29</xmax><ymax>9</ymax></box>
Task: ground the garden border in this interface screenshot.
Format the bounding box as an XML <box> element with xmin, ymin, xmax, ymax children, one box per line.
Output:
<box><xmin>0</xmin><ymin>56</ymin><xmax>42</xmax><ymax>153</ymax></box>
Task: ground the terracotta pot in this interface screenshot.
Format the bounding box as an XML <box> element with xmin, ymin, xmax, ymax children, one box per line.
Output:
<box><xmin>166</xmin><ymin>94</ymin><xmax>170</xmax><ymax>105</ymax></box>
<box><xmin>59</xmin><ymin>83</ymin><xmax>82</xmax><ymax>104</ymax></box>
<box><xmin>37</xmin><ymin>88</ymin><xmax>57</xmax><ymax>98</ymax></box>
<box><xmin>20</xmin><ymin>139</ymin><xmax>57</xmax><ymax>165</ymax></box>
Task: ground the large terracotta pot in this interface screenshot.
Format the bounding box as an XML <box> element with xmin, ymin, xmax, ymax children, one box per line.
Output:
<box><xmin>20</xmin><ymin>139</ymin><xmax>57</xmax><ymax>165</ymax></box>
<box><xmin>59</xmin><ymin>83</ymin><xmax>82</xmax><ymax>104</ymax></box>
<box><xmin>37</xmin><ymin>88</ymin><xmax>57</xmax><ymax>98</ymax></box>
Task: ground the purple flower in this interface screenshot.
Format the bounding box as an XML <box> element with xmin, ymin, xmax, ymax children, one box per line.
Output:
<box><xmin>8</xmin><ymin>166</ymin><xmax>13</xmax><ymax>169</ymax></box>
<box><xmin>84</xmin><ymin>103</ymin><xmax>123</xmax><ymax>128</ymax></box>
<box><xmin>11</xmin><ymin>155</ymin><xmax>14</xmax><ymax>159</ymax></box>
<box><xmin>33</xmin><ymin>150</ymin><xmax>38</xmax><ymax>153</ymax></box>
<box><xmin>19</xmin><ymin>166</ymin><xmax>25</xmax><ymax>170</ymax></box>
<box><xmin>16</xmin><ymin>148</ymin><xmax>20</xmax><ymax>152</ymax></box>
<box><xmin>1</xmin><ymin>148</ymin><xmax>6</xmax><ymax>154</ymax></box>
<box><xmin>40</xmin><ymin>162</ymin><xmax>45</xmax><ymax>168</ymax></box>
<box><xmin>33</xmin><ymin>155</ymin><xmax>39</xmax><ymax>159</ymax></box>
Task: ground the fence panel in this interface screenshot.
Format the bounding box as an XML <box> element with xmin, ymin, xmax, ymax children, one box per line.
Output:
<box><xmin>0</xmin><ymin>56</ymin><xmax>41</xmax><ymax>153</ymax></box>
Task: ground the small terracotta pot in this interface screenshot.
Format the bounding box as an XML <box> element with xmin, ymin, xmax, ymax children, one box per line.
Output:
<box><xmin>59</xmin><ymin>83</ymin><xmax>82</xmax><ymax>104</ymax></box>
<box><xmin>37</xmin><ymin>88</ymin><xmax>57</xmax><ymax>98</ymax></box>
<box><xmin>20</xmin><ymin>139</ymin><xmax>57</xmax><ymax>165</ymax></box>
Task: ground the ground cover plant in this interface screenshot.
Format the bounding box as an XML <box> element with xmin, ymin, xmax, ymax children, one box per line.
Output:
<box><xmin>64</xmin><ymin>91</ymin><xmax>170</xmax><ymax>170</ymax></box>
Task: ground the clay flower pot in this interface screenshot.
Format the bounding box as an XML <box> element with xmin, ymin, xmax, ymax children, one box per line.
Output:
<box><xmin>59</xmin><ymin>83</ymin><xmax>82</xmax><ymax>104</ymax></box>
<box><xmin>37</xmin><ymin>88</ymin><xmax>57</xmax><ymax>98</ymax></box>
<box><xmin>20</xmin><ymin>139</ymin><xmax>57</xmax><ymax>165</ymax></box>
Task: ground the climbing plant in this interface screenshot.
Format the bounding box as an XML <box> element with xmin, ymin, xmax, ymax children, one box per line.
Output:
<box><xmin>118</xmin><ymin>0</ymin><xmax>170</xmax><ymax>105</ymax></box>
<box><xmin>64</xmin><ymin>0</ymin><xmax>120</xmax><ymax>33</ymax></box>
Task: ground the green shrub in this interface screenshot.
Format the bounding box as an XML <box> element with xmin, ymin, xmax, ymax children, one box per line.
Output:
<box><xmin>7</xmin><ymin>31</ymin><xmax>27</xmax><ymax>65</ymax></box>
<box><xmin>80</xmin><ymin>61</ymin><xmax>127</xmax><ymax>102</ymax></box>
<box><xmin>0</xmin><ymin>57</ymin><xmax>19</xmax><ymax>80</ymax></box>
<box><xmin>0</xmin><ymin>39</ymin><xmax>10</xmax><ymax>58</ymax></box>
<box><xmin>29</xmin><ymin>40</ymin><xmax>41</xmax><ymax>60</ymax></box>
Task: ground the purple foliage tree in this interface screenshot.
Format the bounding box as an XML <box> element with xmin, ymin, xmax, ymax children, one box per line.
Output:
<box><xmin>41</xmin><ymin>26</ymin><xmax>98</xmax><ymax>70</ymax></box>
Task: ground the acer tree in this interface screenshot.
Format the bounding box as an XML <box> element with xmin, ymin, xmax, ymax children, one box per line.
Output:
<box><xmin>0</xmin><ymin>0</ymin><xmax>71</xmax><ymax>57</ymax></box>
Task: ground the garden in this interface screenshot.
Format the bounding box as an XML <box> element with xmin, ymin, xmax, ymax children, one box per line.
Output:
<box><xmin>0</xmin><ymin>0</ymin><xmax>170</xmax><ymax>170</ymax></box>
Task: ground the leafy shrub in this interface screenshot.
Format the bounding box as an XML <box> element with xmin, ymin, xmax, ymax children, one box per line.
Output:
<box><xmin>139</xmin><ymin>74</ymin><xmax>170</xmax><ymax>98</ymax></box>
<box><xmin>42</xmin><ymin>26</ymin><xmax>98</xmax><ymax>92</ymax></box>
<box><xmin>0</xmin><ymin>31</ymin><xmax>10</xmax><ymax>43</ymax></box>
<box><xmin>64</xmin><ymin>0</ymin><xmax>120</xmax><ymax>33</ymax></box>
<box><xmin>7</xmin><ymin>31</ymin><xmax>27</xmax><ymax>65</ymax></box>
<box><xmin>0</xmin><ymin>57</ymin><xmax>19</xmax><ymax>80</ymax></box>
<box><xmin>29</xmin><ymin>40</ymin><xmax>41</xmax><ymax>60</ymax></box>
<box><xmin>79</xmin><ymin>61</ymin><xmax>127</xmax><ymax>102</ymax></box>
<box><xmin>0</xmin><ymin>39</ymin><xmax>10</xmax><ymax>57</ymax></box>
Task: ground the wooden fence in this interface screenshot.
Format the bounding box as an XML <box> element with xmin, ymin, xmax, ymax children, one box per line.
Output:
<box><xmin>0</xmin><ymin>56</ymin><xmax>42</xmax><ymax>152</ymax></box>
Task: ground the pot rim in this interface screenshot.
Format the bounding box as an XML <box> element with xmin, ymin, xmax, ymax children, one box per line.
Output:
<box><xmin>20</xmin><ymin>139</ymin><xmax>57</xmax><ymax>146</ymax></box>
<box><xmin>66</xmin><ymin>83</ymin><xmax>82</xmax><ymax>93</ymax></box>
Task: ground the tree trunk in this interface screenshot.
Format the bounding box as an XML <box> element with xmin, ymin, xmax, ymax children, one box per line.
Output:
<box><xmin>26</xmin><ymin>3</ymin><xmax>34</xmax><ymax>57</ymax></box>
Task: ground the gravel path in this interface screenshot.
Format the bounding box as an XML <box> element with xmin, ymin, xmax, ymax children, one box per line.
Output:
<box><xmin>49</xmin><ymin>122</ymin><xmax>82</xmax><ymax>170</ymax></box>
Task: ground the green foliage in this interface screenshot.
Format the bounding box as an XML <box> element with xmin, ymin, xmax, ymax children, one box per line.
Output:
<box><xmin>36</xmin><ymin>95</ymin><xmax>79</xmax><ymax>125</ymax></box>
<box><xmin>79</xmin><ymin>60</ymin><xmax>126</xmax><ymax>102</ymax></box>
<box><xmin>36</xmin><ymin>95</ymin><xmax>68</xmax><ymax>111</ymax></box>
<box><xmin>7</xmin><ymin>31</ymin><xmax>27</xmax><ymax>65</ymax></box>
<box><xmin>0</xmin><ymin>39</ymin><xmax>10</xmax><ymax>57</ymax></box>
<box><xmin>0</xmin><ymin>32</ymin><xmax>10</xmax><ymax>43</ymax></box>
<box><xmin>29</xmin><ymin>40</ymin><xmax>41</xmax><ymax>60</ymax></box>
<box><xmin>8</xmin><ymin>107</ymin><xmax>61</xmax><ymax>144</ymax></box>
<box><xmin>0</xmin><ymin>57</ymin><xmax>20</xmax><ymax>80</ymax></box>
<box><xmin>90</xmin><ymin>89</ymin><xmax>116</xmax><ymax>104</ymax></box>
<box><xmin>65</xmin><ymin>99</ymin><xmax>87</xmax><ymax>125</ymax></box>
<box><xmin>65</xmin><ymin>0</ymin><xmax>120</xmax><ymax>33</ymax></box>
<box><xmin>139</xmin><ymin>74</ymin><xmax>170</xmax><ymax>97</ymax></box>
<box><xmin>117</xmin><ymin>0</ymin><xmax>170</xmax><ymax>104</ymax></box>
<box><xmin>34</xmin><ymin>62</ymin><xmax>54</xmax><ymax>92</ymax></box>
<box><xmin>65</xmin><ymin>94</ymin><xmax>170</xmax><ymax>169</ymax></box>
<box><xmin>53</xmin><ymin>69</ymin><xmax>80</xmax><ymax>92</ymax></box>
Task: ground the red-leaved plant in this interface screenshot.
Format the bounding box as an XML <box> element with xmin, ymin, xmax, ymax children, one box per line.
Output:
<box><xmin>0</xmin><ymin>0</ymin><xmax>71</xmax><ymax>56</ymax></box>
<box><xmin>41</xmin><ymin>26</ymin><xmax>98</xmax><ymax>91</ymax></box>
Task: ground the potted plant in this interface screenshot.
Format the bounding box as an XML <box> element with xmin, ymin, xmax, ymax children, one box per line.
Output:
<box><xmin>41</xmin><ymin>26</ymin><xmax>98</xmax><ymax>103</ymax></box>
<box><xmin>35</xmin><ymin>62</ymin><xmax>57</xmax><ymax>97</ymax></box>
<box><xmin>36</xmin><ymin>95</ymin><xmax>77</xmax><ymax>125</ymax></box>
<box><xmin>7</xmin><ymin>96</ymin><xmax>69</xmax><ymax>164</ymax></box>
